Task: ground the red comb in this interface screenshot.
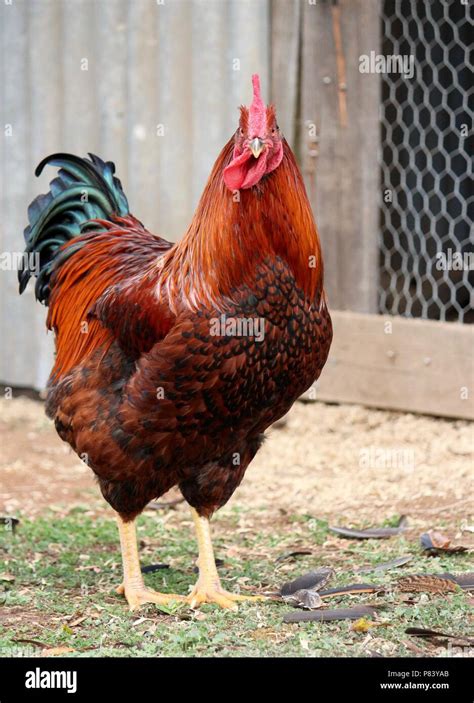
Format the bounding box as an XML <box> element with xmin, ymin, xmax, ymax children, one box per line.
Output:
<box><xmin>248</xmin><ymin>73</ymin><xmax>266</xmax><ymax>137</ymax></box>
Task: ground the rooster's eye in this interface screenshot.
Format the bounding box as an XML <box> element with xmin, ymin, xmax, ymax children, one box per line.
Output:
<box><xmin>239</xmin><ymin>128</ymin><xmax>244</xmax><ymax>137</ymax></box>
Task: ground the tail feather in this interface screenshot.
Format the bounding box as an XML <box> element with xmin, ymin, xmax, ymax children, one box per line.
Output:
<box><xmin>19</xmin><ymin>153</ymin><xmax>129</xmax><ymax>304</ymax></box>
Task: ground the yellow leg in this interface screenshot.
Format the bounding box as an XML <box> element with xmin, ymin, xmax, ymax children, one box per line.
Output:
<box><xmin>115</xmin><ymin>514</ymin><xmax>184</xmax><ymax>611</ymax></box>
<box><xmin>186</xmin><ymin>508</ymin><xmax>265</xmax><ymax>610</ymax></box>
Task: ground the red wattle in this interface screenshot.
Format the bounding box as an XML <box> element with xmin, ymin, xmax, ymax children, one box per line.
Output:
<box><xmin>223</xmin><ymin>148</ymin><xmax>270</xmax><ymax>191</ymax></box>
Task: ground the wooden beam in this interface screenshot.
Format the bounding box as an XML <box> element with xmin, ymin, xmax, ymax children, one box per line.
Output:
<box><xmin>314</xmin><ymin>311</ymin><xmax>474</xmax><ymax>420</ymax></box>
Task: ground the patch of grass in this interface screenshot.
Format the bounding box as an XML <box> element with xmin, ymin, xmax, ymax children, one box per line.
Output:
<box><xmin>0</xmin><ymin>508</ymin><xmax>472</xmax><ymax>658</ymax></box>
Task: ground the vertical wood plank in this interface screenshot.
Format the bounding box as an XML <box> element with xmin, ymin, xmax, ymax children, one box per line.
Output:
<box><xmin>301</xmin><ymin>0</ymin><xmax>340</xmax><ymax>307</ymax></box>
<box><xmin>338</xmin><ymin>0</ymin><xmax>380</xmax><ymax>313</ymax></box>
<box><xmin>300</xmin><ymin>0</ymin><xmax>380</xmax><ymax>313</ymax></box>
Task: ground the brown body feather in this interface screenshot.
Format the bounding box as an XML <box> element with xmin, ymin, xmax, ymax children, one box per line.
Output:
<box><xmin>46</xmin><ymin>138</ymin><xmax>332</xmax><ymax>520</ymax></box>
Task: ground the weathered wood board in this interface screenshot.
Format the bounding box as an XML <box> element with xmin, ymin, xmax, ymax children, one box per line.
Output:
<box><xmin>314</xmin><ymin>311</ymin><xmax>474</xmax><ymax>420</ymax></box>
<box><xmin>300</xmin><ymin>0</ymin><xmax>380</xmax><ymax>313</ymax></box>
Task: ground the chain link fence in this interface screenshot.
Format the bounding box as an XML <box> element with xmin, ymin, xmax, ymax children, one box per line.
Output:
<box><xmin>379</xmin><ymin>0</ymin><xmax>473</xmax><ymax>323</ymax></box>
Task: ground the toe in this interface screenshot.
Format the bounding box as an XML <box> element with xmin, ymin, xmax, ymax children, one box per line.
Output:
<box><xmin>225</xmin><ymin>593</ymin><xmax>266</xmax><ymax>602</ymax></box>
<box><xmin>120</xmin><ymin>587</ymin><xmax>185</xmax><ymax>611</ymax></box>
<box><xmin>188</xmin><ymin>592</ymin><xmax>238</xmax><ymax>611</ymax></box>
<box><xmin>211</xmin><ymin>593</ymin><xmax>239</xmax><ymax>610</ymax></box>
<box><xmin>186</xmin><ymin>587</ymin><xmax>264</xmax><ymax>610</ymax></box>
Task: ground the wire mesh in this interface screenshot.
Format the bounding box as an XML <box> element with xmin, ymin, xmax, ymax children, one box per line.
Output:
<box><xmin>379</xmin><ymin>0</ymin><xmax>473</xmax><ymax>323</ymax></box>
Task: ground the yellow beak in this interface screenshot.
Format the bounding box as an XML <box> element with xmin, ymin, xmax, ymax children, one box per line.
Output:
<box><xmin>249</xmin><ymin>138</ymin><xmax>265</xmax><ymax>158</ymax></box>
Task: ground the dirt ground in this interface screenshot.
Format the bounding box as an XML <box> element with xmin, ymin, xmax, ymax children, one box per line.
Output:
<box><xmin>1</xmin><ymin>394</ymin><xmax>472</xmax><ymax>659</ymax></box>
<box><xmin>0</xmin><ymin>394</ymin><xmax>472</xmax><ymax>529</ymax></box>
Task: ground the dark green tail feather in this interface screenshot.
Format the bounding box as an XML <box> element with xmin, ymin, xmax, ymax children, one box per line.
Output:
<box><xmin>19</xmin><ymin>153</ymin><xmax>129</xmax><ymax>304</ymax></box>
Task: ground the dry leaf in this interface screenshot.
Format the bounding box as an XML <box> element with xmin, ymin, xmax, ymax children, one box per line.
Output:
<box><xmin>132</xmin><ymin>617</ymin><xmax>147</xmax><ymax>627</ymax></box>
<box><xmin>225</xmin><ymin>546</ymin><xmax>242</xmax><ymax>559</ymax></box>
<box><xmin>402</xmin><ymin>639</ymin><xmax>428</xmax><ymax>655</ymax></box>
<box><xmin>421</xmin><ymin>530</ymin><xmax>468</xmax><ymax>555</ymax></box>
<box><xmin>12</xmin><ymin>638</ymin><xmax>46</xmax><ymax>648</ymax></box>
<box><xmin>42</xmin><ymin>647</ymin><xmax>75</xmax><ymax>656</ymax></box>
<box><xmin>69</xmin><ymin>616</ymin><xmax>87</xmax><ymax>627</ymax></box>
<box><xmin>0</xmin><ymin>573</ymin><xmax>15</xmax><ymax>582</ymax></box>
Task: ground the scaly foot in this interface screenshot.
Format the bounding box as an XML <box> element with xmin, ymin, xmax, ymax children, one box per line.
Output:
<box><xmin>187</xmin><ymin>509</ymin><xmax>266</xmax><ymax>610</ymax></box>
<box><xmin>116</xmin><ymin>583</ymin><xmax>185</xmax><ymax>611</ymax></box>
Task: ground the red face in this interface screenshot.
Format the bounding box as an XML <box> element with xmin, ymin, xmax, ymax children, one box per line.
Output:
<box><xmin>223</xmin><ymin>75</ymin><xmax>284</xmax><ymax>191</ymax></box>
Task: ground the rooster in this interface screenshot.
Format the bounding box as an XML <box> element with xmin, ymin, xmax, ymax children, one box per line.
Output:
<box><xmin>19</xmin><ymin>75</ymin><xmax>332</xmax><ymax>610</ymax></box>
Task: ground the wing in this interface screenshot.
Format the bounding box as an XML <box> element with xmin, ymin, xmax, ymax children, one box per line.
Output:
<box><xmin>47</xmin><ymin>215</ymin><xmax>174</xmax><ymax>380</ymax></box>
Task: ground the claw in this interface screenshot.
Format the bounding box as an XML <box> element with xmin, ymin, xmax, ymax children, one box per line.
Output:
<box><xmin>186</xmin><ymin>584</ymin><xmax>265</xmax><ymax>611</ymax></box>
